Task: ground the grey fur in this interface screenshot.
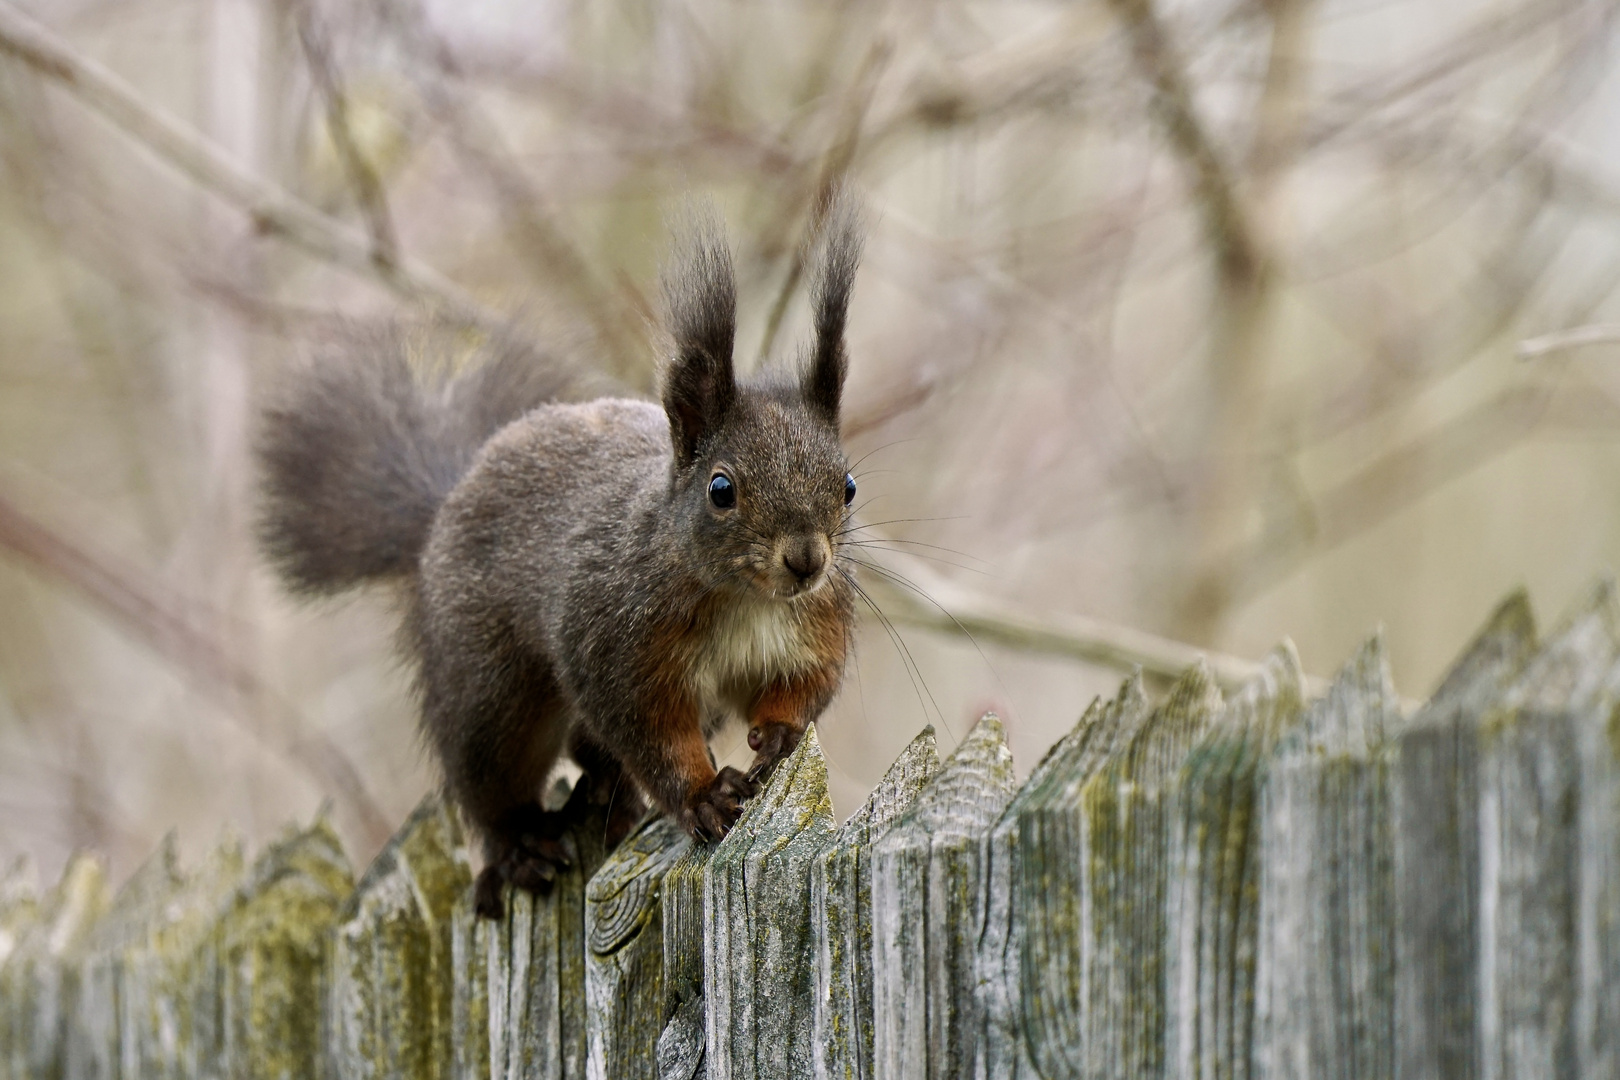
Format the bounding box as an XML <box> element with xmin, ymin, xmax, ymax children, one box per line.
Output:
<box><xmin>256</xmin><ymin>208</ymin><xmax>866</xmax><ymax>919</ymax></box>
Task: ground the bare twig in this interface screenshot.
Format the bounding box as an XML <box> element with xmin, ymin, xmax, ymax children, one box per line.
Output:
<box><xmin>1104</xmin><ymin>0</ymin><xmax>1283</xmax><ymax>645</ymax></box>
<box><xmin>0</xmin><ymin>489</ymin><xmax>394</xmax><ymax>850</ymax></box>
<box><xmin>1518</xmin><ymin>324</ymin><xmax>1620</xmax><ymax>358</ymax></box>
<box><xmin>754</xmin><ymin>31</ymin><xmax>894</xmax><ymax>364</ymax></box>
<box><xmin>859</xmin><ymin>549</ymin><xmax>1331</xmax><ymax>699</ymax></box>
<box><xmin>1230</xmin><ymin>377</ymin><xmax>1620</xmax><ymax>605</ymax></box>
<box><xmin>0</xmin><ymin>0</ymin><xmax>490</xmax><ymax>326</ymax></box>
<box><xmin>293</xmin><ymin>0</ymin><xmax>400</xmax><ymax>271</ymax></box>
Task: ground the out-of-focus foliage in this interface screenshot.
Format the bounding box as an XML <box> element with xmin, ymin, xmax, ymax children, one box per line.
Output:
<box><xmin>2</xmin><ymin>0</ymin><xmax>1620</xmax><ymax>881</ymax></box>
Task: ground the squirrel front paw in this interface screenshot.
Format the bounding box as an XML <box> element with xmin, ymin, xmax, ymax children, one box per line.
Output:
<box><xmin>679</xmin><ymin>767</ymin><xmax>758</xmax><ymax>843</ymax></box>
<box><xmin>744</xmin><ymin>722</ymin><xmax>804</xmax><ymax>784</ymax></box>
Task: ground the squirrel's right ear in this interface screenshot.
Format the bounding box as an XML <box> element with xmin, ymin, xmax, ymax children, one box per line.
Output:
<box><xmin>661</xmin><ymin>205</ymin><xmax>738</xmax><ymax>467</ymax></box>
<box><xmin>803</xmin><ymin>188</ymin><xmax>864</xmax><ymax>427</ymax></box>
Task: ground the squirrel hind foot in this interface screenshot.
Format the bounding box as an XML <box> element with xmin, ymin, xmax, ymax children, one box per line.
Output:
<box><xmin>679</xmin><ymin>766</ymin><xmax>758</xmax><ymax>843</ymax></box>
<box><xmin>472</xmin><ymin>826</ymin><xmax>579</xmax><ymax>920</ymax></box>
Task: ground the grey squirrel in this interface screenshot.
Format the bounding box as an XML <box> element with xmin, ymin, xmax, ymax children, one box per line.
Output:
<box><xmin>257</xmin><ymin>202</ymin><xmax>863</xmax><ymax>918</ymax></box>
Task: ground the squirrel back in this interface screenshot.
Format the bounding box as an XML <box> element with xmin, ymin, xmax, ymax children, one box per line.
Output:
<box><xmin>256</xmin><ymin>328</ymin><xmax>574</xmax><ymax>595</ymax></box>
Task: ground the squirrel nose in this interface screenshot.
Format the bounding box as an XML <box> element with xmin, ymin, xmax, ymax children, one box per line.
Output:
<box><xmin>782</xmin><ymin>538</ymin><xmax>828</xmax><ymax>583</ymax></box>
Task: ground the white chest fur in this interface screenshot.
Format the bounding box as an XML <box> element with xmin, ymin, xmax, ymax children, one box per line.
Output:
<box><xmin>689</xmin><ymin>594</ymin><xmax>811</xmax><ymax>703</ymax></box>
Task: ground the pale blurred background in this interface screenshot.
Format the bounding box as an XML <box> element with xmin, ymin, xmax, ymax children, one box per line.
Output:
<box><xmin>3</xmin><ymin>0</ymin><xmax>1620</xmax><ymax>885</ymax></box>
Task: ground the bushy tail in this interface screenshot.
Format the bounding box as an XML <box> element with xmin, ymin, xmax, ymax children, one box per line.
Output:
<box><xmin>257</xmin><ymin>327</ymin><xmax>572</xmax><ymax>596</ymax></box>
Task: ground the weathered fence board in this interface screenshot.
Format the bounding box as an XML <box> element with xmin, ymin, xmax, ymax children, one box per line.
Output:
<box><xmin>872</xmin><ymin>713</ymin><xmax>1019</xmax><ymax>1080</ymax></box>
<box><xmin>481</xmin><ymin>793</ymin><xmax>607</xmax><ymax>1080</ymax></box>
<box><xmin>585</xmin><ymin>813</ymin><xmax>686</xmax><ymax>1080</ymax></box>
<box><xmin>1252</xmin><ymin>635</ymin><xmax>1402</xmax><ymax>1080</ymax></box>
<box><xmin>1018</xmin><ymin>670</ymin><xmax>1155</xmax><ymax>1079</ymax></box>
<box><xmin>1163</xmin><ymin>643</ymin><xmax>1305</xmax><ymax>1080</ymax></box>
<box><xmin>1390</xmin><ymin>592</ymin><xmax>1536</xmax><ymax>1080</ymax></box>
<box><xmin>1478</xmin><ymin>581</ymin><xmax>1619</xmax><ymax>1080</ymax></box>
<box><xmin>0</xmin><ymin>853</ymin><xmax>107</xmax><ymax>1080</ymax></box>
<box><xmin>328</xmin><ymin>795</ymin><xmax>471</xmax><ymax>1080</ymax></box>
<box><xmin>72</xmin><ymin>829</ymin><xmax>248</xmax><ymax>1080</ymax></box>
<box><xmin>7</xmin><ymin>582</ymin><xmax>1620</xmax><ymax>1080</ymax></box>
<box><xmin>215</xmin><ymin>816</ymin><xmax>354</xmax><ymax>1080</ymax></box>
<box><xmin>705</xmin><ymin>725</ymin><xmax>835</xmax><ymax>1080</ymax></box>
<box><xmin>812</xmin><ymin>725</ymin><xmax>939</xmax><ymax>1080</ymax></box>
<box><xmin>656</xmin><ymin>828</ymin><xmax>707</xmax><ymax>1080</ymax></box>
<box><xmin>976</xmin><ymin>673</ymin><xmax>1144</xmax><ymax>1080</ymax></box>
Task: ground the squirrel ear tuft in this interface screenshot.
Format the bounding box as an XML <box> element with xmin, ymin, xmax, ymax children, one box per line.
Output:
<box><xmin>803</xmin><ymin>186</ymin><xmax>864</xmax><ymax>426</ymax></box>
<box><xmin>661</xmin><ymin>202</ymin><xmax>737</xmax><ymax>466</ymax></box>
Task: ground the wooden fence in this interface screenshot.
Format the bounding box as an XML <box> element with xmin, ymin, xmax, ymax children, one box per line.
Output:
<box><xmin>2</xmin><ymin>581</ymin><xmax>1619</xmax><ymax>1079</ymax></box>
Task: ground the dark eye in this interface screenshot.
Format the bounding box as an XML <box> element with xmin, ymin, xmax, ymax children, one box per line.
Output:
<box><xmin>708</xmin><ymin>473</ymin><xmax>736</xmax><ymax>509</ymax></box>
<box><xmin>844</xmin><ymin>473</ymin><xmax>857</xmax><ymax>506</ymax></box>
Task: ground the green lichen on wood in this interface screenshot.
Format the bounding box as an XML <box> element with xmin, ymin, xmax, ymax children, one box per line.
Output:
<box><xmin>1074</xmin><ymin>660</ymin><xmax>1221</xmax><ymax>1080</ymax></box>
<box><xmin>873</xmin><ymin>713</ymin><xmax>1019</xmax><ymax>1080</ymax></box>
<box><xmin>705</xmin><ymin>725</ymin><xmax>836</xmax><ymax>1080</ymax></box>
<box><xmin>1391</xmin><ymin>592</ymin><xmax>1536</xmax><ymax>1080</ymax></box>
<box><xmin>72</xmin><ymin>831</ymin><xmax>187</xmax><ymax>1080</ymax></box>
<box><xmin>1018</xmin><ymin>673</ymin><xmax>1154</xmax><ymax>1079</ymax></box>
<box><xmin>1254</xmin><ymin>634</ymin><xmax>1403</xmax><ymax>1080</ymax></box>
<box><xmin>0</xmin><ymin>852</ymin><xmax>109</xmax><ymax>1080</ymax></box>
<box><xmin>1163</xmin><ymin>644</ymin><xmax>1305</xmax><ymax>1080</ymax></box>
<box><xmin>657</xmin><ymin>828</ymin><xmax>707</xmax><ymax>1080</ymax></box>
<box><xmin>482</xmin><ymin>783</ymin><xmax>608</xmax><ymax>1080</ymax></box>
<box><xmin>211</xmin><ymin>814</ymin><xmax>354</xmax><ymax>1080</ymax></box>
<box><xmin>1474</xmin><ymin>580</ymin><xmax>1620</xmax><ymax>1080</ymax></box>
<box><xmin>813</xmin><ymin>725</ymin><xmax>939</xmax><ymax>1080</ymax></box>
<box><xmin>328</xmin><ymin>794</ymin><xmax>471</xmax><ymax>1080</ymax></box>
<box><xmin>977</xmin><ymin>674</ymin><xmax>1145</xmax><ymax>1080</ymax></box>
<box><xmin>585</xmin><ymin>812</ymin><xmax>687</xmax><ymax>1080</ymax></box>
<box><xmin>69</xmin><ymin>828</ymin><xmax>248</xmax><ymax>1080</ymax></box>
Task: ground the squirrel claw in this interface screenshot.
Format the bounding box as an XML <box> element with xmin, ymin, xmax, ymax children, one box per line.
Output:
<box><xmin>473</xmin><ymin>833</ymin><xmax>576</xmax><ymax>919</ymax></box>
<box><xmin>680</xmin><ymin>766</ymin><xmax>758</xmax><ymax>843</ymax></box>
<box><xmin>744</xmin><ymin>723</ymin><xmax>802</xmax><ymax>785</ymax></box>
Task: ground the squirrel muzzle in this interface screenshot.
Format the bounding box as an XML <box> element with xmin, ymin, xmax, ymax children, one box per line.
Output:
<box><xmin>773</xmin><ymin>533</ymin><xmax>833</xmax><ymax>597</ymax></box>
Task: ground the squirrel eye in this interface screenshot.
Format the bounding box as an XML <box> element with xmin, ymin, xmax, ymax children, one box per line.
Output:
<box><xmin>844</xmin><ymin>473</ymin><xmax>857</xmax><ymax>507</ymax></box>
<box><xmin>708</xmin><ymin>473</ymin><xmax>736</xmax><ymax>510</ymax></box>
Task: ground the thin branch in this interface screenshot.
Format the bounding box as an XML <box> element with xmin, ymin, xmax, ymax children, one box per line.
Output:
<box><xmin>754</xmin><ymin>32</ymin><xmax>894</xmax><ymax>364</ymax></box>
<box><xmin>386</xmin><ymin>10</ymin><xmax>650</xmax><ymax>384</ymax></box>
<box><xmin>1518</xmin><ymin>323</ymin><xmax>1620</xmax><ymax>358</ymax></box>
<box><xmin>0</xmin><ymin>489</ymin><xmax>394</xmax><ymax>851</ymax></box>
<box><xmin>858</xmin><ymin>549</ymin><xmax>1333</xmax><ymax>699</ymax></box>
<box><xmin>1230</xmin><ymin>377</ymin><xmax>1620</xmax><ymax>605</ymax></box>
<box><xmin>293</xmin><ymin>0</ymin><xmax>400</xmax><ymax>271</ymax></box>
<box><xmin>0</xmin><ymin>0</ymin><xmax>490</xmax><ymax>326</ymax></box>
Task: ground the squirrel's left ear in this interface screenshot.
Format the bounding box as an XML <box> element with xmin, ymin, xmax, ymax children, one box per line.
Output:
<box><xmin>802</xmin><ymin>189</ymin><xmax>864</xmax><ymax>426</ymax></box>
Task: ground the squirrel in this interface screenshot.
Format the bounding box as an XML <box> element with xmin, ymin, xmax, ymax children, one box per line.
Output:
<box><xmin>256</xmin><ymin>201</ymin><xmax>863</xmax><ymax>918</ymax></box>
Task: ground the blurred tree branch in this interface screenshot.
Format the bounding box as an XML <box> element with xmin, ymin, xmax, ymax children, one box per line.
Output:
<box><xmin>0</xmin><ymin>0</ymin><xmax>493</xmax><ymax>327</ymax></box>
<box><xmin>293</xmin><ymin>0</ymin><xmax>400</xmax><ymax>272</ymax></box>
<box><xmin>0</xmin><ymin>488</ymin><xmax>394</xmax><ymax>851</ymax></box>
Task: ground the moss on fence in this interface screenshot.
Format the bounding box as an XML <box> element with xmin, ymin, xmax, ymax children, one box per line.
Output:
<box><xmin>3</xmin><ymin>583</ymin><xmax>1620</xmax><ymax>1080</ymax></box>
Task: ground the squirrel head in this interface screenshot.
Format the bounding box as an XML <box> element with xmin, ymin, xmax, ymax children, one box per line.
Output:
<box><xmin>660</xmin><ymin>196</ymin><xmax>863</xmax><ymax>602</ymax></box>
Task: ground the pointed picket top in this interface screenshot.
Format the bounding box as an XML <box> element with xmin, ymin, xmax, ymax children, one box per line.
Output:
<box><xmin>1041</xmin><ymin>671</ymin><xmax>1155</xmax><ymax>813</ymax></box>
<box><xmin>1105</xmin><ymin>658</ymin><xmax>1224</xmax><ymax>788</ymax></box>
<box><xmin>1228</xmin><ymin>641</ymin><xmax>1305</xmax><ymax>744</ymax></box>
<box><xmin>812</xmin><ymin>726</ymin><xmax>940</xmax><ymax>1080</ymax></box>
<box><xmin>713</xmin><ymin>724</ymin><xmax>834</xmax><ymax>869</ymax></box>
<box><xmin>891</xmin><ymin>713</ymin><xmax>1018</xmax><ymax>843</ymax></box>
<box><xmin>89</xmin><ymin>830</ymin><xmax>184</xmax><ymax>954</ymax></box>
<box><xmin>0</xmin><ymin>855</ymin><xmax>38</xmax><ymax>968</ymax></box>
<box><xmin>1420</xmin><ymin>590</ymin><xmax>1538</xmax><ymax>718</ymax></box>
<box><xmin>1293</xmin><ymin>632</ymin><xmax>1400</xmax><ymax>757</ymax></box>
<box><xmin>1502</xmin><ymin>575</ymin><xmax>1620</xmax><ymax>714</ymax></box>
<box><xmin>44</xmin><ymin>852</ymin><xmax>110</xmax><ymax>958</ymax></box>
<box><xmin>833</xmin><ymin>725</ymin><xmax>940</xmax><ymax>843</ymax></box>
